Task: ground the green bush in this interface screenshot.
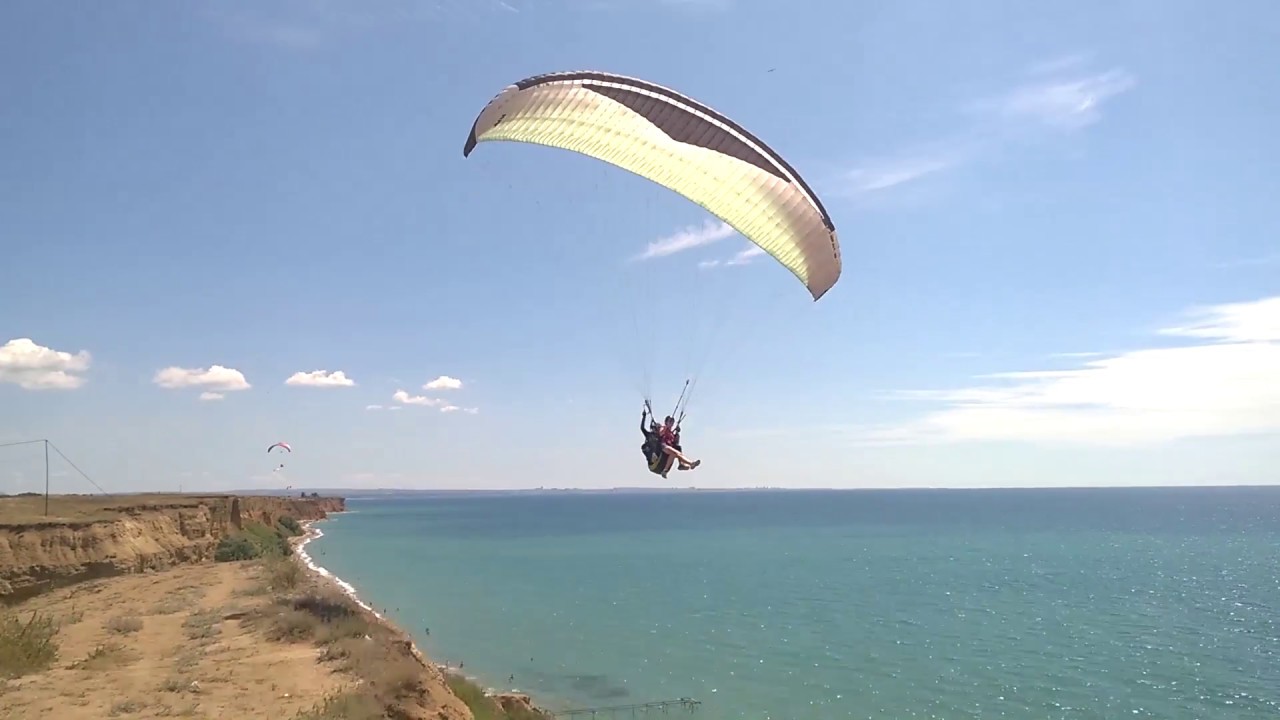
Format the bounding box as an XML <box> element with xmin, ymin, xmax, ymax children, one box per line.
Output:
<box><xmin>214</xmin><ymin>536</ymin><xmax>258</xmax><ymax>562</ymax></box>
<box><xmin>216</xmin><ymin>522</ymin><xmax>291</xmax><ymax>562</ymax></box>
<box><xmin>279</xmin><ymin>516</ymin><xmax>302</xmax><ymax>536</ymax></box>
<box><xmin>0</xmin><ymin>611</ymin><xmax>60</xmax><ymax>679</ymax></box>
<box><xmin>244</xmin><ymin>521</ymin><xmax>291</xmax><ymax>557</ymax></box>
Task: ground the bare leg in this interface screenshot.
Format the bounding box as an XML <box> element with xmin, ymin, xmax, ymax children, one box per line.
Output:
<box><xmin>660</xmin><ymin>454</ymin><xmax>677</xmax><ymax>478</ymax></box>
<box><xmin>661</xmin><ymin>447</ymin><xmax>699</xmax><ymax>476</ymax></box>
<box><xmin>662</xmin><ymin>445</ymin><xmax>696</xmax><ymax>466</ymax></box>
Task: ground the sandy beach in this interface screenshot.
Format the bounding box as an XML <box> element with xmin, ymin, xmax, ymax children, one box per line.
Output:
<box><xmin>0</xmin><ymin>494</ymin><xmax>550</xmax><ymax>720</ymax></box>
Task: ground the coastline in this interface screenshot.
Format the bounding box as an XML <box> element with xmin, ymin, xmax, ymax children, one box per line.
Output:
<box><xmin>294</xmin><ymin>514</ymin><xmax>553</xmax><ymax>717</ymax></box>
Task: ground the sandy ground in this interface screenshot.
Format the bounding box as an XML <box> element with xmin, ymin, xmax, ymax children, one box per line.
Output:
<box><xmin>0</xmin><ymin>561</ymin><xmax>352</xmax><ymax>719</ymax></box>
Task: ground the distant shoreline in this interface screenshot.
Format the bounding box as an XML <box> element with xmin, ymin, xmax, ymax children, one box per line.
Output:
<box><xmin>234</xmin><ymin>483</ymin><xmax>1280</xmax><ymax>497</ymax></box>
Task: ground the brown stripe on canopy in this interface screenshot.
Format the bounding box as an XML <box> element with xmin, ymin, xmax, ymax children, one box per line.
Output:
<box><xmin>462</xmin><ymin>71</ymin><xmax>835</xmax><ymax>234</ymax></box>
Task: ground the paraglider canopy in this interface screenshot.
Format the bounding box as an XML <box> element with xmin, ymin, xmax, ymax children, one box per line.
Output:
<box><xmin>462</xmin><ymin>70</ymin><xmax>842</xmax><ymax>301</ymax></box>
<box><xmin>267</xmin><ymin>442</ymin><xmax>291</xmax><ymax>453</ymax></box>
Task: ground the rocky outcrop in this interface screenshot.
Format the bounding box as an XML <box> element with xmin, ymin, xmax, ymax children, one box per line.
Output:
<box><xmin>493</xmin><ymin>692</ymin><xmax>548</xmax><ymax>717</ymax></box>
<box><xmin>0</xmin><ymin>494</ymin><xmax>344</xmax><ymax>604</ymax></box>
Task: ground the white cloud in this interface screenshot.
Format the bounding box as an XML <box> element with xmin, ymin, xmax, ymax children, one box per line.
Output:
<box><xmin>0</xmin><ymin>338</ymin><xmax>91</xmax><ymax>390</ymax></box>
<box><xmin>366</xmin><ymin>404</ymin><xmax>384</xmax><ymax>411</ymax></box>
<box><xmin>632</xmin><ymin>219</ymin><xmax>737</xmax><ymax>261</ymax></box>
<box><xmin>388</xmin><ymin>406</ymin><xmax>403</xmax><ymax>411</ymax></box>
<box><xmin>699</xmin><ymin>244</ymin><xmax>766</xmax><ymax>269</ymax></box>
<box><xmin>1159</xmin><ymin>297</ymin><xmax>1280</xmax><ymax>343</ymax></box>
<box><xmin>839</xmin><ymin>150</ymin><xmax>965</xmax><ymax>196</ymax></box>
<box><xmin>978</xmin><ymin>67</ymin><xmax>1136</xmax><ymax>131</ymax></box>
<box><xmin>424</xmin><ymin>375</ymin><xmax>463</xmax><ymax>391</ymax></box>
<box><xmin>153</xmin><ymin>365</ymin><xmax>251</xmax><ymax>392</ymax></box>
<box><xmin>393</xmin><ymin>389</ymin><xmax>440</xmax><ymax>407</ymax></box>
<box><xmin>286</xmin><ymin>369</ymin><xmax>356</xmax><ymax>388</ymax></box>
<box><xmin>199</xmin><ymin>392</ymin><xmax>225</xmax><ymax>401</ymax></box>
<box><xmin>860</xmin><ymin>296</ymin><xmax>1280</xmax><ymax>447</ymax></box>
<box><xmin>440</xmin><ymin>405</ymin><xmax>459</xmax><ymax>413</ymax></box>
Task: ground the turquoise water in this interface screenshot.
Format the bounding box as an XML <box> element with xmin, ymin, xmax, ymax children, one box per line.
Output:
<box><xmin>306</xmin><ymin>488</ymin><xmax>1280</xmax><ymax>719</ymax></box>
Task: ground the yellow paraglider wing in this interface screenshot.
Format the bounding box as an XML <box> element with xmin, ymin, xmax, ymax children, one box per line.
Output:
<box><xmin>463</xmin><ymin>71</ymin><xmax>841</xmax><ymax>300</ymax></box>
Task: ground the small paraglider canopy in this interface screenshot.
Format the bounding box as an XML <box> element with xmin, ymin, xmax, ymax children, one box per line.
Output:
<box><xmin>267</xmin><ymin>442</ymin><xmax>292</xmax><ymax>454</ymax></box>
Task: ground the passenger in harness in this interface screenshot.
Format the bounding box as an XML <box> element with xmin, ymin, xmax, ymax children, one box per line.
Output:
<box><xmin>640</xmin><ymin>405</ymin><xmax>701</xmax><ymax>479</ymax></box>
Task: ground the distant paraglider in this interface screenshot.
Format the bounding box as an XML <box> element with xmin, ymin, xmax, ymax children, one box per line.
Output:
<box><xmin>268</xmin><ymin>442</ymin><xmax>292</xmax><ymax>472</ymax></box>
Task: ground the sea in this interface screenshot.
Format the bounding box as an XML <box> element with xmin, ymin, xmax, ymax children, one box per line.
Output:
<box><xmin>300</xmin><ymin>487</ymin><xmax>1280</xmax><ymax>719</ymax></box>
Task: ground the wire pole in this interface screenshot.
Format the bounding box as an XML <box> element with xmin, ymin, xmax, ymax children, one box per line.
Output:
<box><xmin>44</xmin><ymin>439</ymin><xmax>50</xmax><ymax>517</ymax></box>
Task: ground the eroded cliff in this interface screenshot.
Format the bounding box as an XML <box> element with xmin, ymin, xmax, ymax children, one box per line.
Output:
<box><xmin>0</xmin><ymin>494</ymin><xmax>344</xmax><ymax>603</ymax></box>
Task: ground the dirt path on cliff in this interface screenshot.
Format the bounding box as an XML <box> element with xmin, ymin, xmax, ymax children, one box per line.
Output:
<box><xmin>0</xmin><ymin>562</ymin><xmax>349</xmax><ymax>719</ymax></box>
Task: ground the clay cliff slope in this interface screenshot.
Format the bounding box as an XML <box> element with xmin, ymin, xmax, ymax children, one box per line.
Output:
<box><xmin>0</xmin><ymin>494</ymin><xmax>344</xmax><ymax>603</ymax></box>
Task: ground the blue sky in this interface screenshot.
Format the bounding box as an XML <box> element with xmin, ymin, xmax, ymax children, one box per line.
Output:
<box><xmin>2</xmin><ymin>0</ymin><xmax>1277</xmax><ymax>492</ymax></box>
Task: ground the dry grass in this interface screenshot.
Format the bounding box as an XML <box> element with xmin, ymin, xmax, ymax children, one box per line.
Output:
<box><xmin>443</xmin><ymin>673</ymin><xmax>547</xmax><ymax>720</ymax></box>
<box><xmin>0</xmin><ymin>561</ymin><xmax>355</xmax><ymax>719</ymax></box>
<box><xmin>68</xmin><ymin>642</ymin><xmax>139</xmax><ymax>671</ymax></box>
<box><xmin>0</xmin><ymin>542</ymin><xmax>507</xmax><ymax>720</ymax></box>
<box><xmin>266</xmin><ymin>556</ymin><xmax>304</xmax><ymax>591</ymax></box>
<box><xmin>105</xmin><ymin>615</ymin><xmax>143</xmax><ymax>635</ymax></box>
<box><xmin>108</xmin><ymin>698</ymin><xmax>147</xmax><ymax>716</ymax></box>
<box><xmin>0</xmin><ymin>493</ymin><xmax>224</xmax><ymax>525</ymax></box>
<box><xmin>0</xmin><ymin>610</ymin><xmax>60</xmax><ymax>679</ymax></box>
<box><xmin>250</xmin><ymin>584</ymin><xmax>469</xmax><ymax>716</ymax></box>
<box><xmin>148</xmin><ymin>584</ymin><xmax>207</xmax><ymax>616</ymax></box>
<box><xmin>291</xmin><ymin>690</ymin><xmax>383</xmax><ymax>720</ymax></box>
<box><xmin>181</xmin><ymin>610</ymin><xmax>221</xmax><ymax>641</ymax></box>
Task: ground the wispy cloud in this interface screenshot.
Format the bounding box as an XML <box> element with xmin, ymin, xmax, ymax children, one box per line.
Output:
<box><xmin>837</xmin><ymin>148</ymin><xmax>968</xmax><ymax>197</ymax></box>
<box><xmin>976</xmin><ymin>68</ymin><xmax>1137</xmax><ymax>131</ymax></box>
<box><xmin>832</xmin><ymin>56</ymin><xmax>1135</xmax><ymax>198</ymax></box>
<box><xmin>855</xmin><ymin>295</ymin><xmax>1280</xmax><ymax>447</ymax></box>
<box><xmin>199</xmin><ymin>392</ymin><xmax>225</xmax><ymax>401</ymax></box>
<box><xmin>632</xmin><ymin>219</ymin><xmax>737</xmax><ymax>261</ymax></box>
<box><xmin>698</xmin><ymin>244</ymin><xmax>766</xmax><ymax>269</ymax></box>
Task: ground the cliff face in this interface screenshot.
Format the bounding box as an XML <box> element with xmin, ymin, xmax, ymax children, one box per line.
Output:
<box><xmin>0</xmin><ymin>495</ymin><xmax>345</xmax><ymax>604</ymax></box>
